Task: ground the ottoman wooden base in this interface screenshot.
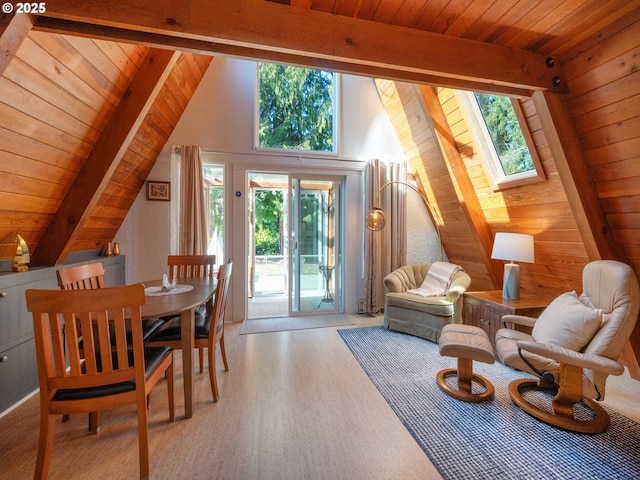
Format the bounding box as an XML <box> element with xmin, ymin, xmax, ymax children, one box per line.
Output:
<box><xmin>436</xmin><ymin>324</ymin><xmax>495</xmax><ymax>402</ymax></box>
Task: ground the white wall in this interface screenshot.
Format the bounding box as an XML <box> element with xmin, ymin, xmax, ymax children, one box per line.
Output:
<box><xmin>116</xmin><ymin>57</ymin><xmax>439</xmax><ymax>321</ymax></box>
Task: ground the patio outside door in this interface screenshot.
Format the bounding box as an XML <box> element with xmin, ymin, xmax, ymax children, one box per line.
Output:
<box><xmin>289</xmin><ymin>176</ymin><xmax>341</xmax><ymax>315</ymax></box>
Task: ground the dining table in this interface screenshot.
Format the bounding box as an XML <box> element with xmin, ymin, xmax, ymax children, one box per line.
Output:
<box><xmin>140</xmin><ymin>276</ymin><xmax>217</xmax><ymax>419</ymax></box>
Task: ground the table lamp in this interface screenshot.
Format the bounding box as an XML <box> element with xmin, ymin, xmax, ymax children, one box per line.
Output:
<box><xmin>491</xmin><ymin>232</ymin><xmax>534</xmax><ymax>299</ymax></box>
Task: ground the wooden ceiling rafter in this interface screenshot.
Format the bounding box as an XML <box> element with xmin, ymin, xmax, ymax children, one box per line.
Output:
<box><xmin>31</xmin><ymin>48</ymin><xmax>180</xmax><ymax>265</ymax></box>
<box><xmin>36</xmin><ymin>0</ymin><xmax>566</xmax><ymax>96</ymax></box>
<box><xmin>417</xmin><ymin>84</ymin><xmax>500</xmax><ymax>288</ymax></box>
<box><xmin>0</xmin><ymin>13</ymin><xmax>34</xmax><ymax>76</ymax></box>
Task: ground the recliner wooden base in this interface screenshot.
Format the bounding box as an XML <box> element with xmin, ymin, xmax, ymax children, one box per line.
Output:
<box><xmin>509</xmin><ymin>378</ymin><xmax>610</xmax><ymax>434</ymax></box>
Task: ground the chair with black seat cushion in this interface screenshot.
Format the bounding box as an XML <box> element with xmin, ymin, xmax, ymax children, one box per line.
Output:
<box><xmin>160</xmin><ymin>254</ymin><xmax>217</xmax><ymax>373</ymax></box>
<box><xmin>495</xmin><ymin>260</ymin><xmax>640</xmax><ymax>433</ymax></box>
<box><xmin>57</xmin><ymin>262</ymin><xmax>166</xmax><ymax>432</ymax></box>
<box><xmin>25</xmin><ymin>284</ymin><xmax>174</xmax><ymax>479</ymax></box>
<box><xmin>147</xmin><ymin>261</ymin><xmax>232</xmax><ymax>402</ymax></box>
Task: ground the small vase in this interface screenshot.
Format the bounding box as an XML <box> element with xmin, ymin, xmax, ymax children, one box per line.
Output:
<box><xmin>113</xmin><ymin>243</ymin><xmax>120</xmax><ymax>256</ymax></box>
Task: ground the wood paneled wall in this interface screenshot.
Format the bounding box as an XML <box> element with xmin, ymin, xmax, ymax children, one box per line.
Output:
<box><xmin>0</xmin><ymin>32</ymin><xmax>145</xmax><ymax>258</ymax></box>
<box><xmin>375</xmin><ymin>14</ymin><xmax>640</xmax><ymax>300</ymax></box>
<box><xmin>436</xmin><ymin>88</ymin><xmax>588</xmax><ymax>296</ymax></box>
<box><xmin>0</xmin><ymin>30</ymin><xmax>211</xmax><ymax>262</ymax></box>
<box><xmin>561</xmin><ymin>15</ymin><xmax>640</xmax><ymax>282</ymax></box>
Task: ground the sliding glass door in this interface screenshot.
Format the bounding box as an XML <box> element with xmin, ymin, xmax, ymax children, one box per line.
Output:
<box><xmin>290</xmin><ymin>176</ymin><xmax>341</xmax><ymax>315</ymax></box>
<box><xmin>247</xmin><ymin>172</ymin><xmax>342</xmax><ymax>318</ymax></box>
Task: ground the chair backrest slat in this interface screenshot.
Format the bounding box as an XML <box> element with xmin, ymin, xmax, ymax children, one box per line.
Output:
<box><xmin>168</xmin><ymin>255</ymin><xmax>217</xmax><ymax>280</ymax></box>
<box><xmin>56</xmin><ymin>262</ymin><xmax>106</xmax><ymax>290</ymax></box>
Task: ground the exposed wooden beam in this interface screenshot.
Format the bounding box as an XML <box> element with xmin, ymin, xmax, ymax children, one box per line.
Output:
<box><xmin>33</xmin><ymin>16</ymin><xmax>532</xmax><ymax>98</ymax></box>
<box><xmin>31</xmin><ymin>48</ymin><xmax>180</xmax><ymax>266</ymax></box>
<box><xmin>531</xmin><ymin>91</ymin><xmax>619</xmax><ymax>261</ymax></box>
<box><xmin>39</xmin><ymin>0</ymin><xmax>566</xmax><ymax>94</ymax></box>
<box><xmin>418</xmin><ymin>85</ymin><xmax>500</xmax><ymax>288</ymax></box>
<box><xmin>0</xmin><ymin>13</ymin><xmax>34</xmax><ymax>76</ymax></box>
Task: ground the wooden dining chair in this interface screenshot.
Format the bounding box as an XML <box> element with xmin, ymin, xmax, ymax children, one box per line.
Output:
<box><xmin>56</xmin><ymin>262</ymin><xmax>165</xmax><ymax>432</ymax></box>
<box><xmin>162</xmin><ymin>254</ymin><xmax>216</xmax><ymax>373</ymax></box>
<box><xmin>147</xmin><ymin>261</ymin><xmax>232</xmax><ymax>402</ymax></box>
<box><xmin>25</xmin><ymin>284</ymin><xmax>174</xmax><ymax>479</ymax></box>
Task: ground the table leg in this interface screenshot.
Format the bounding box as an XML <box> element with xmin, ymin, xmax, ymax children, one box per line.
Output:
<box><xmin>180</xmin><ymin>308</ymin><xmax>194</xmax><ymax>418</ymax></box>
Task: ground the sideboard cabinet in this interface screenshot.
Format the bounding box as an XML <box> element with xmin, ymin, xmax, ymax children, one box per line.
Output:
<box><xmin>0</xmin><ymin>256</ymin><xmax>125</xmax><ymax>414</ymax></box>
<box><xmin>462</xmin><ymin>290</ymin><xmax>549</xmax><ymax>350</ymax></box>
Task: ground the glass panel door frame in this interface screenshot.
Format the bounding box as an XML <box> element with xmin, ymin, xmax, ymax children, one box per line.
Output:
<box><xmin>289</xmin><ymin>174</ymin><xmax>342</xmax><ymax>316</ymax></box>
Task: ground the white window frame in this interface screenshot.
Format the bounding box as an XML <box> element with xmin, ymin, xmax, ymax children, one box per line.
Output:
<box><xmin>456</xmin><ymin>91</ymin><xmax>545</xmax><ymax>190</ymax></box>
<box><xmin>254</xmin><ymin>62</ymin><xmax>340</xmax><ymax>156</ymax></box>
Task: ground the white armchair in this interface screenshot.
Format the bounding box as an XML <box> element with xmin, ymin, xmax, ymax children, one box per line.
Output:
<box><xmin>383</xmin><ymin>263</ymin><xmax>471</xmax><ymax>342</ymax></box>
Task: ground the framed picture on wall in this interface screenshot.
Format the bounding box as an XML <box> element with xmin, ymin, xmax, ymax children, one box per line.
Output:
<box><xmin>146</xmin><ymin>181</ymin><xmax>170</xmax><ymax>201</ymax></box>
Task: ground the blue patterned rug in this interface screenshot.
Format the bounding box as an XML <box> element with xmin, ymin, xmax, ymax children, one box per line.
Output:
<box><xmin>338</xmin><ymin>326</ymin><xmax>640</xmax><ymax>480</ymax></box>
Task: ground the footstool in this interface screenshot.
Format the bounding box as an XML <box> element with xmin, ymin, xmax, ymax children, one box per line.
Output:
<box><xmin>436</xmin><ymin>324</ymin><xmax>495</xmax><ymax>402</ymax></box>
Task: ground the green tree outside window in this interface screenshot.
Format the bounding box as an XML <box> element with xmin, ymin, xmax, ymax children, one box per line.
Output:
<box><xmin>258</xmin><ymin>63</ymin><xmax>335</xmax><ymax>152</ymax></box>
<box><xmin>473</xmin><ymin>93</ymin><xmax>533</xmax><ymax>176</ymax></box>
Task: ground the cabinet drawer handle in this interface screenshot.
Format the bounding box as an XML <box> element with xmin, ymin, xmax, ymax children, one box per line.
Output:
<box><xmin>0</xmin><ymin>292</ymin><xmax>6</xmax><ymax>298</ymax></box>
<box><xmin>0</xmin><ymin>356</ymin><xmax>7</xmax><ymax>363</ymax></box>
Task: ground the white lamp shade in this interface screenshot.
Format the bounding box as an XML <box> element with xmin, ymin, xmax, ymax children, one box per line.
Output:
<box><xmin>491</xmin><ymin>233</ymin><xmax>534</xmax><ymax>263</ymax></box>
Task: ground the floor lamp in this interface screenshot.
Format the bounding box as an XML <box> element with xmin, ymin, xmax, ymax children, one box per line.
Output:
<box><xmin>491</xmin><ymin>232</ymin><xmax>534</xmax><ymax>300</ymax></box>
<box><xmin>365</xmin><ymin>180</ymin><xmax>443</xmax><ymax>261</ymax></box>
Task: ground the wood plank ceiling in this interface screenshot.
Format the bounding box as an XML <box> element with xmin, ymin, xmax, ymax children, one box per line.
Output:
<box><xmin>0</xmin><ymin>14</ymin><xmax>211</xmax><ymax>263</ymax></box>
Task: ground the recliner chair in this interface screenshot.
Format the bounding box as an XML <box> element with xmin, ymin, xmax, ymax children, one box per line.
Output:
<box><xmin>495</xmin><ymin>260</ymin><xmax>640</xmax><ymax>433</ymax></box>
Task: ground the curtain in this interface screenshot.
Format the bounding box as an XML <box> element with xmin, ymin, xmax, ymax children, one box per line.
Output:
<box><xmin>178</xmin><ymin>146</ymin><xmax>208</xmax><ymax>255</ymax></box>
<box><xmin>364</xmin><ymin>159</ymin><xmax>407</xmax><ymax>315</ymax></box>
<box><xmin>388</xmin><ymin>161</ymin><xmax>407</xmax><ymax>271</ymax></box>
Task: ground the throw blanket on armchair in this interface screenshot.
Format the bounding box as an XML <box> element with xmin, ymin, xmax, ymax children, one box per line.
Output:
<box><xmin>408</xmin><ymin>262</ymin><xmax>463</xmax><ymax>297</ymax></box>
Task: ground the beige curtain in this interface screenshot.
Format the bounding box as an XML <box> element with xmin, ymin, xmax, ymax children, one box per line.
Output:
<box><xmin>364</xmin><ymin>159</ymin><xmax>407</xmax><ymax>315</ymax></box>
<box><xmin>178</xmin><ymin>146</ymin><xmax>208</xmax><ymax>255</ymax></box>
<box><xmin>387</xmin><ymin>161</ymin><xmax>407</xmax><ymax>271</ymax></box>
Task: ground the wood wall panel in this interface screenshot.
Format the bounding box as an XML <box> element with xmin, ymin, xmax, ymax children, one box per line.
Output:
<box><xmin>0</xmin><ymin>27</ymin><xmax>211</xmax><ymax>260</ymax></box>
<box><xmin>66</xmin><ymin>52</ymin><xmax>213</xmax><ymax>254</ymax></box>
<box><xmin>427</xmin><ymin>87</ymin><xmax>587</xmax><ymax>298</ymax></box>
<box><xmin>563</xmin><ymin>17</ymin><xmax>640</xmax><ymax>273</ymax></box>
<box><xmin>0</xmin><ymin>31</ymin><xmax>151</xmax><ymax>259</ymax></box>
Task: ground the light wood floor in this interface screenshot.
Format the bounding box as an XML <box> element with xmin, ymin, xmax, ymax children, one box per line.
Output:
<box><xmin>1</xmin><ymin>315</ymin><xmax>638</xmax><ymax>480</ymax></box>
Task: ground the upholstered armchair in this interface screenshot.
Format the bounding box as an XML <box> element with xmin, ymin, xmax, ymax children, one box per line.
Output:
<box><xmin>495</xmin><ymin>260</ymin><xmax>640</xmax><ymax>433</ymax></box>
<box><xmin>383</xmin><ymin>263</ymin><xmax>471</xmax><ymax>342</ymax></box>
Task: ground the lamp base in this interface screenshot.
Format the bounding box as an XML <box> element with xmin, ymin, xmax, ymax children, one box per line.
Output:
<box><xmin>502</xmin><ymin>263</ymin><xmax>520</xmax><ymax>299</ymax></box>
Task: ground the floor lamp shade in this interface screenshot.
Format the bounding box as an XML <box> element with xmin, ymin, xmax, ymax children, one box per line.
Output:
<box><xmin>491</xmin><ymin>233</ymin><xmax>534</xmax><ymax>299</ymax></box>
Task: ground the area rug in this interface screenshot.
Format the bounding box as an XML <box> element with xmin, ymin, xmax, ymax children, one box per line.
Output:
<box><xmin>338</xmin><ymin>326</ymin><xmax>640</xmax><ymax>480</ymax></box>
<box><xmin>240</xmin><ymin>314</ymin><xmax>354</xmax><ymax>334</ymax></box>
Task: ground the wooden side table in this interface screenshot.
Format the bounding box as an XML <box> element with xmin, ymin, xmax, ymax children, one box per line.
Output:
<box><xmin>462</xmin><ymin>291</ymin><xmax>550</xmax><ymax>349</ymax></box>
